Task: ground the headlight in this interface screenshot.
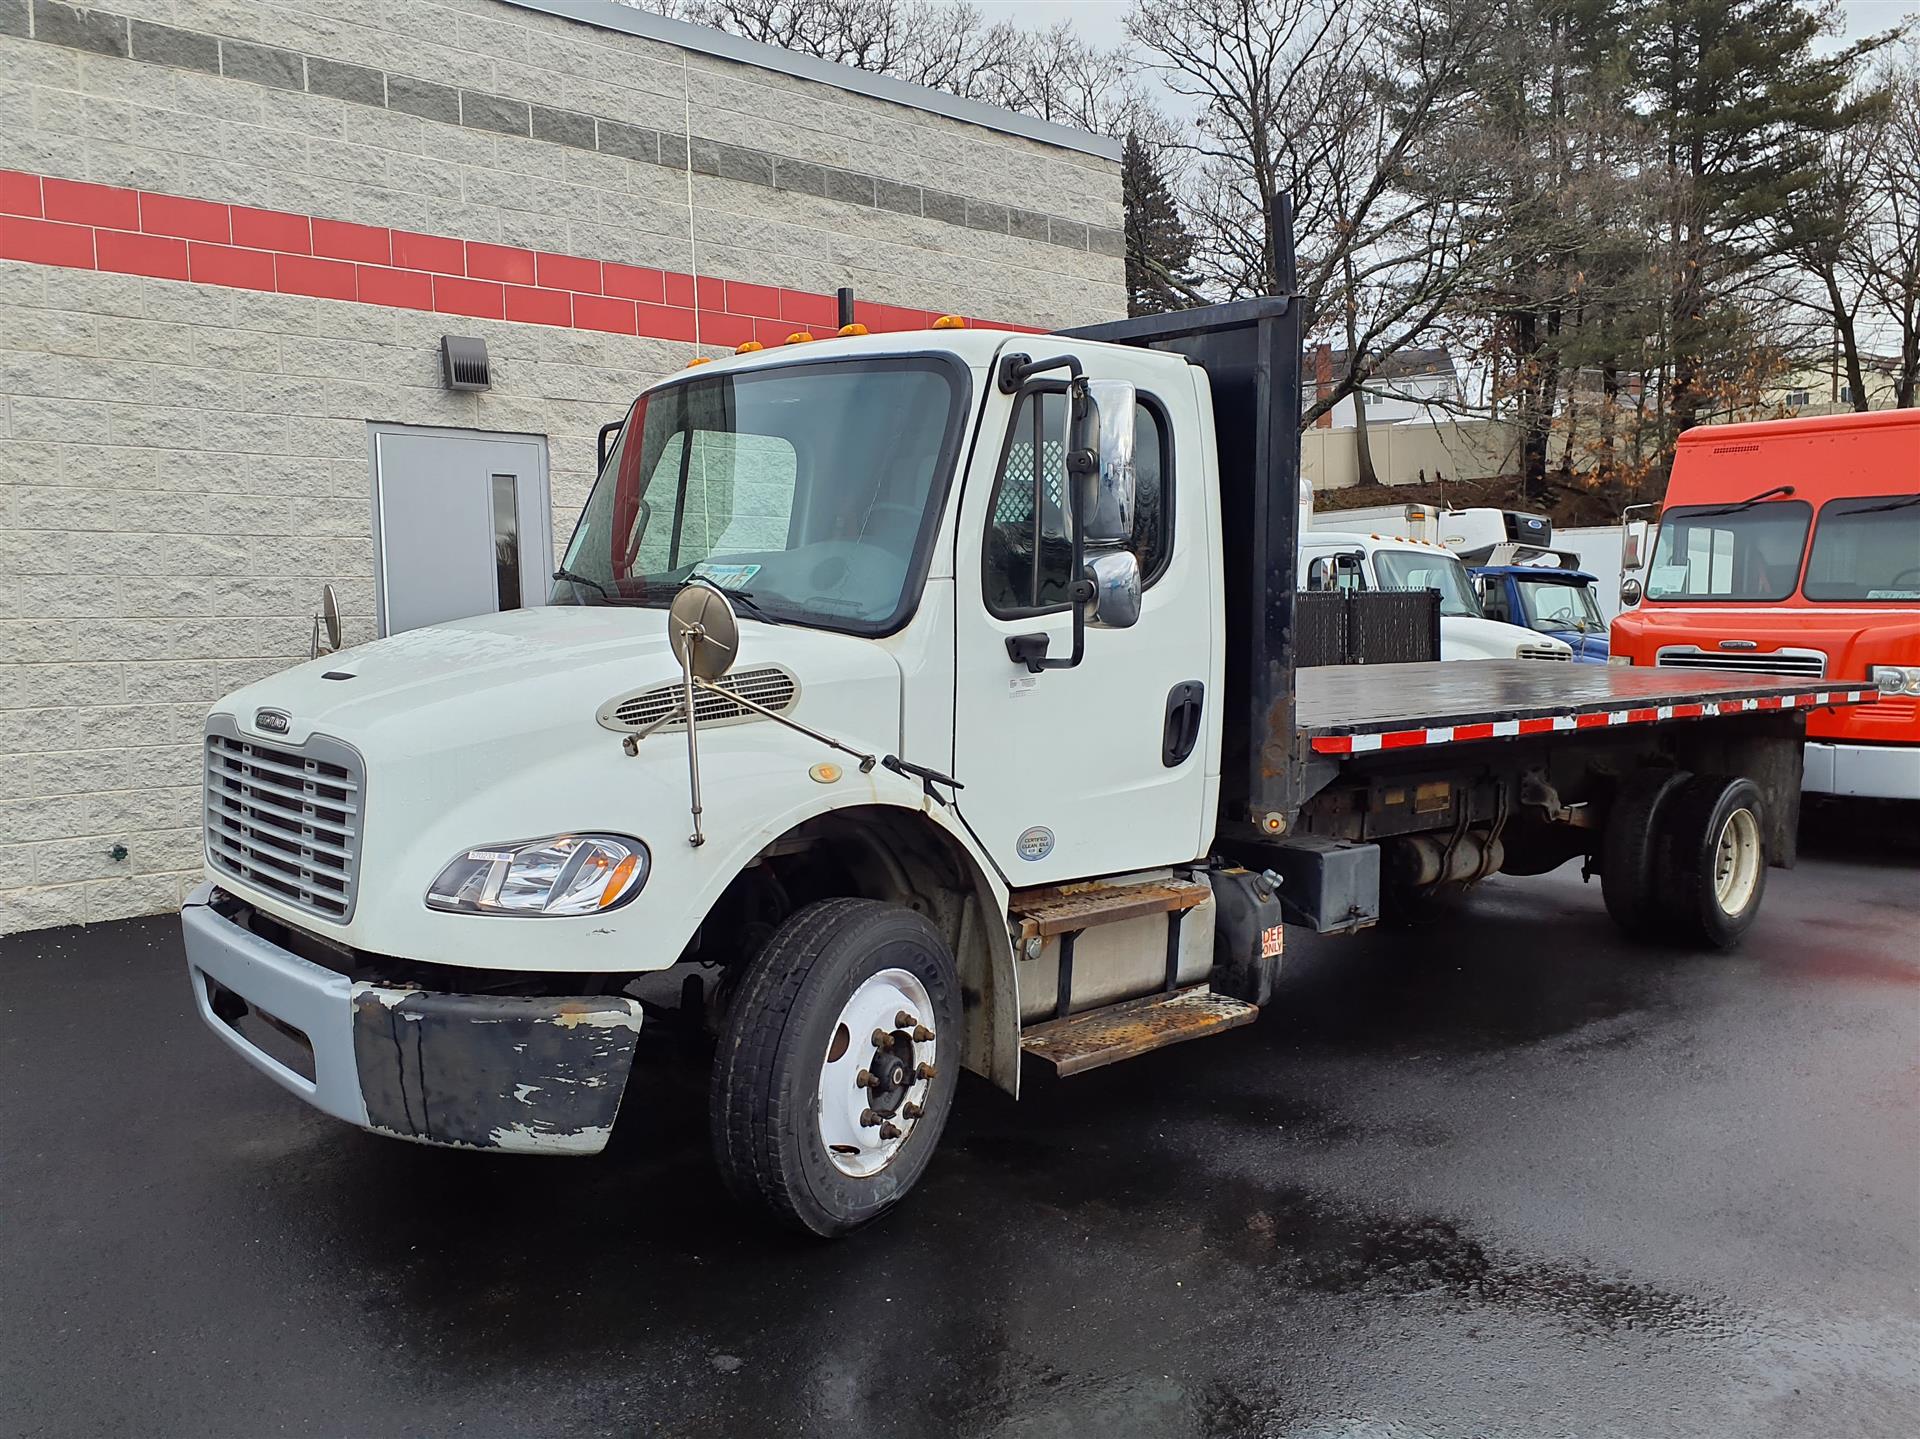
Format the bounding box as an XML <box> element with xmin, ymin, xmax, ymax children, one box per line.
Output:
<box><xmin>1870</xmin><ymin>665</ymin><xmax>1920</xmax><ymax>696</ymax></box>
<box><xmin>426</xmin><ymin>834</ymin><xmax>649</xmax><ymax>916</ymax></box>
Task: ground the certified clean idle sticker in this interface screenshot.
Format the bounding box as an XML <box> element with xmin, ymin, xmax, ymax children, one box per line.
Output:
<box><xmin>1015</xmin><ymin>826</ymin><xmax>1055</xmax><ymax>861</ymax></box>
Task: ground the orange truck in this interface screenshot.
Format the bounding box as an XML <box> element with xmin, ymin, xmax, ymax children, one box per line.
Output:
<box><xmin>1612</xmin><ymin>411</ymin><xmax>1920</xmax><ymax>801</ymax></box>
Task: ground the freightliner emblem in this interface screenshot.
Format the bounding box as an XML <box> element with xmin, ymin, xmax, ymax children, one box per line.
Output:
<box><xmin>255</xmin><ymin>708</ymin><xmax>292</xmax><ymax>735</ymax></box>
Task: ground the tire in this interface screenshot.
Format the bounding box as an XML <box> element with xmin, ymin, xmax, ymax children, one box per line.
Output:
<box><xmin>1601</xmin><ymin>766</ymin><xmax>1691</xmax><ymax>941</ymax></box>
<box><xmin>709</xmin><ymin>897</ymin><xmax>962</xmax><ymax>1237</ymax></box>
<box><xmin>1654</xmin><ymin>775</ymin><xmax>1769</xmax><ymax>950</ymax></box>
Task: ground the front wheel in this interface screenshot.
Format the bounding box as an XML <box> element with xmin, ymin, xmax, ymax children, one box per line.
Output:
<box><xmin>709</xmin><ymin>898</ymin><xmax>962</xmax><ymax>1237</ymax></box>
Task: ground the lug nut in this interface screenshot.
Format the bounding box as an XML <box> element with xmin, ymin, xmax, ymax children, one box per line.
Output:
<box><xmin>895</xmin><ymin>1011</ymin><xmax>918</xmax><ymax>1029</ymax></box>
<box><xmin>871</xmin><ymin>1029</ymin><xmax>895</xmax><ymax>1050</ymax></box>
<box><xmin>911</xmin><ymin>1025</ymin><xmax>935</xmax><ymax>1042</ymax></box>
<box><xmin>855</xmin><ymin>1068</ymin><xmax>878</xmax><ymax>1089</ymax></box>
<box><xmin>916</xmin><ymin>1062</ymin><xmax>937</xmax><ymax>1081</ymax></box>
<box><xmin>878</xmin><ymin>1121</ymin><xmax>902</xmax><ymax>1140</ymax></box>
<box><xmin>903</xmin><ymin>1101</ymin><xmax>924</xmax><ymax>1120</ymax></box>
<box><xmin>859</xmin><ymin>1108</ymin><xmax>881</xmax><ymax>1128</ymax></box>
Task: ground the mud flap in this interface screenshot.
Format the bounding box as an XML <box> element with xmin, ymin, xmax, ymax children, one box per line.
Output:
<box><xmin>350</xmin><ymin>987</ymin><xmax>643</xmax><ymax>1154</ymax></box>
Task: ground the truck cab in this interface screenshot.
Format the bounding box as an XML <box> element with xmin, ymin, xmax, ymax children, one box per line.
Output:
<box><xmin>1299</xmin><ymin>532</ymin><xmax>1573</xmax><ymax>662</ymax></box>
<box><xmin>1611</xmin><ymin>411</ymin><xmax>1920</xmax><ymax>800</ymax></box>
<box><xmin>1472</xmin><ymin>564</ymin><xmax>1610</xmax><ymax>663</ymax></box>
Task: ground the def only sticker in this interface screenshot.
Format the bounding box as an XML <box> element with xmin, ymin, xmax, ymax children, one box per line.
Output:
<box><xmin>1015</xmin><ymin>826</ymin><xmax>1055</xmax><ymax>861</ymax></box>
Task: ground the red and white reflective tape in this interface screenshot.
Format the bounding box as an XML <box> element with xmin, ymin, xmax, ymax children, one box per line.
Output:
<box><xmin>1308</xmin><ymin>687</ymin><xmax>1879</xmax><ymax>756</ymax></box>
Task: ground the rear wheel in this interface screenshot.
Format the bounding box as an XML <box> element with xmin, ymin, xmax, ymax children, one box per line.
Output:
<box><xmin>1601</xmin><ymin>766</ymin><xmax>1691</xmax><ymax>941</ymax></box>
<box><xmin>1655</xmin><ymin>775</ymin><xmax>1768</xmax><ymax>950</ymax></box>
<box><xmin>709</xmin><ymin>898</ymin><xmax>961</xmax><ymax>1237</ymax></box>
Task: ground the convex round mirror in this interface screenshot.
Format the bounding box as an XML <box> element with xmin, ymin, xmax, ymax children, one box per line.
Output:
<box><xmin>1084</xmin><ymin>550</ymin><xmax>1142</xmax><ymax>628</ymax></box>
<box><xmin>668</xmin><ymin>582</ymin><xmax>740</xmax><ymax>682</ymax></box>
<box><xmin>1619</xmin><ymin>576</ymin><xmax>1644</xmax><ymax>608</ymax></box>
<box><xmin>320</xmin><ymin>583</ymin><xmax>342</xmax><ymax>652</ymax></box>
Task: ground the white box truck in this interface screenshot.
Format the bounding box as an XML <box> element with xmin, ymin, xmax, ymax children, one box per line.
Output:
<box><xmin>182</xmin><ymin>228</ymin><xmax>1878</xmax><ymax>1235</ymax></box>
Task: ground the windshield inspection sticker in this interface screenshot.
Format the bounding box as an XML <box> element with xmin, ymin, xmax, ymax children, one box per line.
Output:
<box><xmin>1016</xmin><ymin>827</ymin><xmax>1055</xmax><ymax>861</ymax></box>
<box><xmin>690</xmin><ymin>562</ymin><xmax>760</xmax><ymax>590</ymax></box>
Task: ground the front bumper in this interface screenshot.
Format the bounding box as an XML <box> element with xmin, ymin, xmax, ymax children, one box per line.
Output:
<box><xmin>1802</xmin><ymin>742</ymin><xmax>1920</xmax><ymax>801</ymax></box>
<box><xmin>181</xmin><ymin>884</ymin><xmax>643</xmax><ymax>1154</ymax></box>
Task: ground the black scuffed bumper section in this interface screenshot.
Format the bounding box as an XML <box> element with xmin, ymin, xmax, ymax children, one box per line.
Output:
<box><xmin>183</xmin><ymin>883</ymin><xmax>642</xmax><ymax>1156</ymax></box>
<box><xmin>351</xmin><ymin>988</ymin><xmax>643</xmax><ymax>1154</ymax></box>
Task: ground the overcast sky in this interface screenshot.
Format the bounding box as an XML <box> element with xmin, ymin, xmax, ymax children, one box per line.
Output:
<box><xmin>974</xmin><ymin>0</ymin><xmax>1915</xmax><ymax>54</ymax></box>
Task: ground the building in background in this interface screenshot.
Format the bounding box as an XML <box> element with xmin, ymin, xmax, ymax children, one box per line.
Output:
<box><xmin>0</xmin><ymin>0</ymin><xmax>1125</xmax><ymax>932</ymax></box>
<box><xmin>1304</xmin><ymin>344</ymin><xmax>1464</xmax><ymax>429</ymax></box>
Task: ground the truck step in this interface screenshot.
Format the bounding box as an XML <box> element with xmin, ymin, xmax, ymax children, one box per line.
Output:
<box><xmin>1020</xmin><ymin>985</ymin><xmax>1258</xmax><ymax>1077</ymax></box>
<box><xmin>1008</xmin><ymin>878</ymin><xmax>1211</xmax><ymax>941</ymax></box>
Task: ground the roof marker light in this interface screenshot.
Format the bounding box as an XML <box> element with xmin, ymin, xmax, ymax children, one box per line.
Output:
<box><xmin>786</xmin><ymin>330</ymin><xmax>815</xmax><ymax>344</ymax></box>
<box><xmin>736</xmin><ymin>340</ymin><xmax>764</xmax><ymax>354</ymax></box>
<box><xmin>686</xmin><ymin>356</ymin><xmax>712</xmax><ymax>367</ymax></box>
<box><xmin>932</xmin><ymin>315</ymin><xmax>967</xmax><ymax>329</ymax></box>
<box><xmin>837</xmin><ymin>322</ymin><xmax>869</xmax><ymax>337</ymax></box>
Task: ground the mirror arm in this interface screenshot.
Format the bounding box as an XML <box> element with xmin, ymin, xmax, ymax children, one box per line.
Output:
<box><xmin>996</xmin><ymin>351</ymin><xmax>1083</xmax><ymax>394</ymax></box>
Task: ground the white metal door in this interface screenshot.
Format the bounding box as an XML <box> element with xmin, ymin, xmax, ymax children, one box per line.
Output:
<box><xmin>370</xmin><ymin>426</ymin><xmax>552</xmax><ymax>636</ymax></box>
<box><xmin>951</xmin><ymin>358</ymin><xmax>1214</xmax><ymax>883</ymax></box>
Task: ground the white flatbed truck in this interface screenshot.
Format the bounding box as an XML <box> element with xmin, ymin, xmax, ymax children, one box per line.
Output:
<box><xmin>181</xmin><ymin>229</ymin><xmax>1879</xmax><ymax>1234</ymax></box>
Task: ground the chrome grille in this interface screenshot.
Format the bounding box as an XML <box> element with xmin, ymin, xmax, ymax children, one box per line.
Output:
<box><xmin>203</xmin><ymin>723</ymin><xmax>364</xmax><ymax>921</ymax></box>
<box><xmin>599</xmin><ymin>666</ymin><xmax>800</xmax><ymax>734</ymax></box>
<box><xmin>1656</xmin><ymin>646</ymin><xmax>1827</xmax><ymax>679</ymax></box>
<box><xmin>1517</xmin><ymin>644</ymin><xmax>1572</xmax><ymax>661</ymax></box>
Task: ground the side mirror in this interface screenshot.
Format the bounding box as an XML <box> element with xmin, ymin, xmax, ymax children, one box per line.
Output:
<box><xmin>597</xmin><ymin>419</ymin><xmax>624</xmax><ymax>474</ymax></box>
<box><xmin>1084</xmin><ymin>551</ymin><xmax>1141</xmax><ymax>628</ymax></box>
<box><xmin>1079</xmin><ymin>379</ymin><xmax>1136</xmax><ymax>545</ymax></box>
<box><xmin>1619</xmin><ymin>576</ymin><xmax>1644</xmax><ymax>608</ymax></box>
<box><xmin>1622</xmin><ymin>519</ymin><xmax>1648</xmax><ymax>571</ymax></box>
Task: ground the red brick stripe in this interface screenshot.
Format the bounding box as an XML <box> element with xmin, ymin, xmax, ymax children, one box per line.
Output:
<box><xmin>0</xmin><ymin>170</ymin><xmax>1024</xmax><ymax>347</ymax></box>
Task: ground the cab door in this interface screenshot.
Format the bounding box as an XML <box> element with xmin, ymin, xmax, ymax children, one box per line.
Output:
<box><xmin>950</xmin><ymin>355</ymin><xmax>1216</xmax><ymax>884</ymax></box>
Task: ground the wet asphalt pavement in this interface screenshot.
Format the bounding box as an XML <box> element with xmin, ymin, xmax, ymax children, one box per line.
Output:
<box><xmin>3</xmin><ymin>810</ymin><xmax>1916</xmax><ymax>1438</ymax></box>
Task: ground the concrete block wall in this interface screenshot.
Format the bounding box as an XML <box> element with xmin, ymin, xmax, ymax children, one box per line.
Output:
<box><xmin>0</xmin><ymin>0</ymin><xmax>1125</xmax><ymax>933</ymax></box>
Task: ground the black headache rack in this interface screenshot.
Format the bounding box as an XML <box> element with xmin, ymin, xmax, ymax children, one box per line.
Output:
<box><xmin>1065</xmin><ymin>292</ymin><xmax>1308</xmax><ymax>842</ymax></box>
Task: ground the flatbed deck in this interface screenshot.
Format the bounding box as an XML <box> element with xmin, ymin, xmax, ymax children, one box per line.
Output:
<box><xmin>1298</xmin><ymin>661</ymin><xmax>1879</xmax><ymax>756</ymax></box>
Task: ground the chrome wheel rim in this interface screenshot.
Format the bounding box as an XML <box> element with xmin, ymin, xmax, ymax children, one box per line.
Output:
<box><xmin>1714</xmin><ymin>807</ymin><xmax>1762</xmax><ymax>914</ymax></box>
<box><xmin>818</xmin><ymin>967</ymin><xmax>936</xmax><ymax>1178</ymax></box>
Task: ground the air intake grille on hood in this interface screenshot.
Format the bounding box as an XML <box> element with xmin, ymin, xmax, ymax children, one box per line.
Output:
<box><xmin>597</xmin><ymin>666</ymin><xmax>800</xmax><ymax>734</ymax></box>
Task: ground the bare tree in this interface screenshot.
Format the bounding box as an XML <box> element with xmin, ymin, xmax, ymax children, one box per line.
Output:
<box><xmin>1131</xmin><ymin>0</ymin><xmax>1501</xmax><ymax>455</ymax></box>
<box><xmin>1862</xmin><ymin>43</ymin><xmax>1920</xmax><ymax>407</ymax></box>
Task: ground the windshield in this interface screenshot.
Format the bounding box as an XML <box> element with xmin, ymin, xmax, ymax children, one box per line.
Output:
<box><xmin>553</xmin><ymin>357</ymin><xmax>968</xmax><ymax>633</ymax></box>
<box><xmin>1645</xmin><ymin>501</ymin><xmax>1810</xmax><ymax>602</ymax></box>
<box><xmin>1803</xmin><ymin>495</ymin><xmax>1920</xmax><ymax>602</ymax></box>
<box><xmin>1516</xmin><ymin>577</ymin><xmax>1605</xmax><ymax>633</ymax></box>
<box><xmin>1373</xmin><ymin>549</ymin><xmax>1481</xmax><ymax>618</ymax></box>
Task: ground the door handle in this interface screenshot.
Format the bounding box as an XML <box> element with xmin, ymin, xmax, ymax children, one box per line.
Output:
<box><xmin>1162</xmin><ymin>681</ymin><xmax>1204</xmax><ymax>767</ymax></box>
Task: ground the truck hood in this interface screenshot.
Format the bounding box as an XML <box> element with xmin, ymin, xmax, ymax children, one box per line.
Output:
<box><xmin>214</xmin><ymin>604</ymin><xmax>904</xmax><ymax>757</ymax></box>
<box><xmin>1440</xmin><ymin>615</ymin><xmax>1573</xmax><ymax>661</ymax></box>
<box><xmin>202</xmin><ymin>604</ymin><xmax>918</xmax><ymax>973</ymax></box>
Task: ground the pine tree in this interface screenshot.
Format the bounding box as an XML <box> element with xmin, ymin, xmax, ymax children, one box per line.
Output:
<box><xmin>1122</xmin><ymin>133</ymin><xmax>1196</xmax><ymax>317</ymax></box>
<box><xmin>1633</xmin><ymin>0</ymin><xmax>1890</xmax><ymax>436</ymax></box>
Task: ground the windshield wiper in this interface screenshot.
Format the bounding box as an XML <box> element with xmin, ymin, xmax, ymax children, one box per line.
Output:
<box><xmin>1681</xmin><ymin>484</ymin><xmax>1796</xmax><ymax>520</ymax></box>
<box><xmin>553</xmin><ymin>566</ymin><xmax>612</xmax><ymax>601</ymax></box>
<box><xmin>679</xmin><ymin>577</ymin><xmax>782</xmax><ymax>626</ymax></box>
<box><xmin>1844</xmin><ymin>493</ymin><xmax>1920</xmax><ymax>516</ymax></box>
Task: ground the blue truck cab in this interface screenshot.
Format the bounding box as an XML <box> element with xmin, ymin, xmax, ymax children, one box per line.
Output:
<box><xmin>1471</xmin><ymin>565</ymin><xmax>1610</xmax><ymax>663</ymax></box>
